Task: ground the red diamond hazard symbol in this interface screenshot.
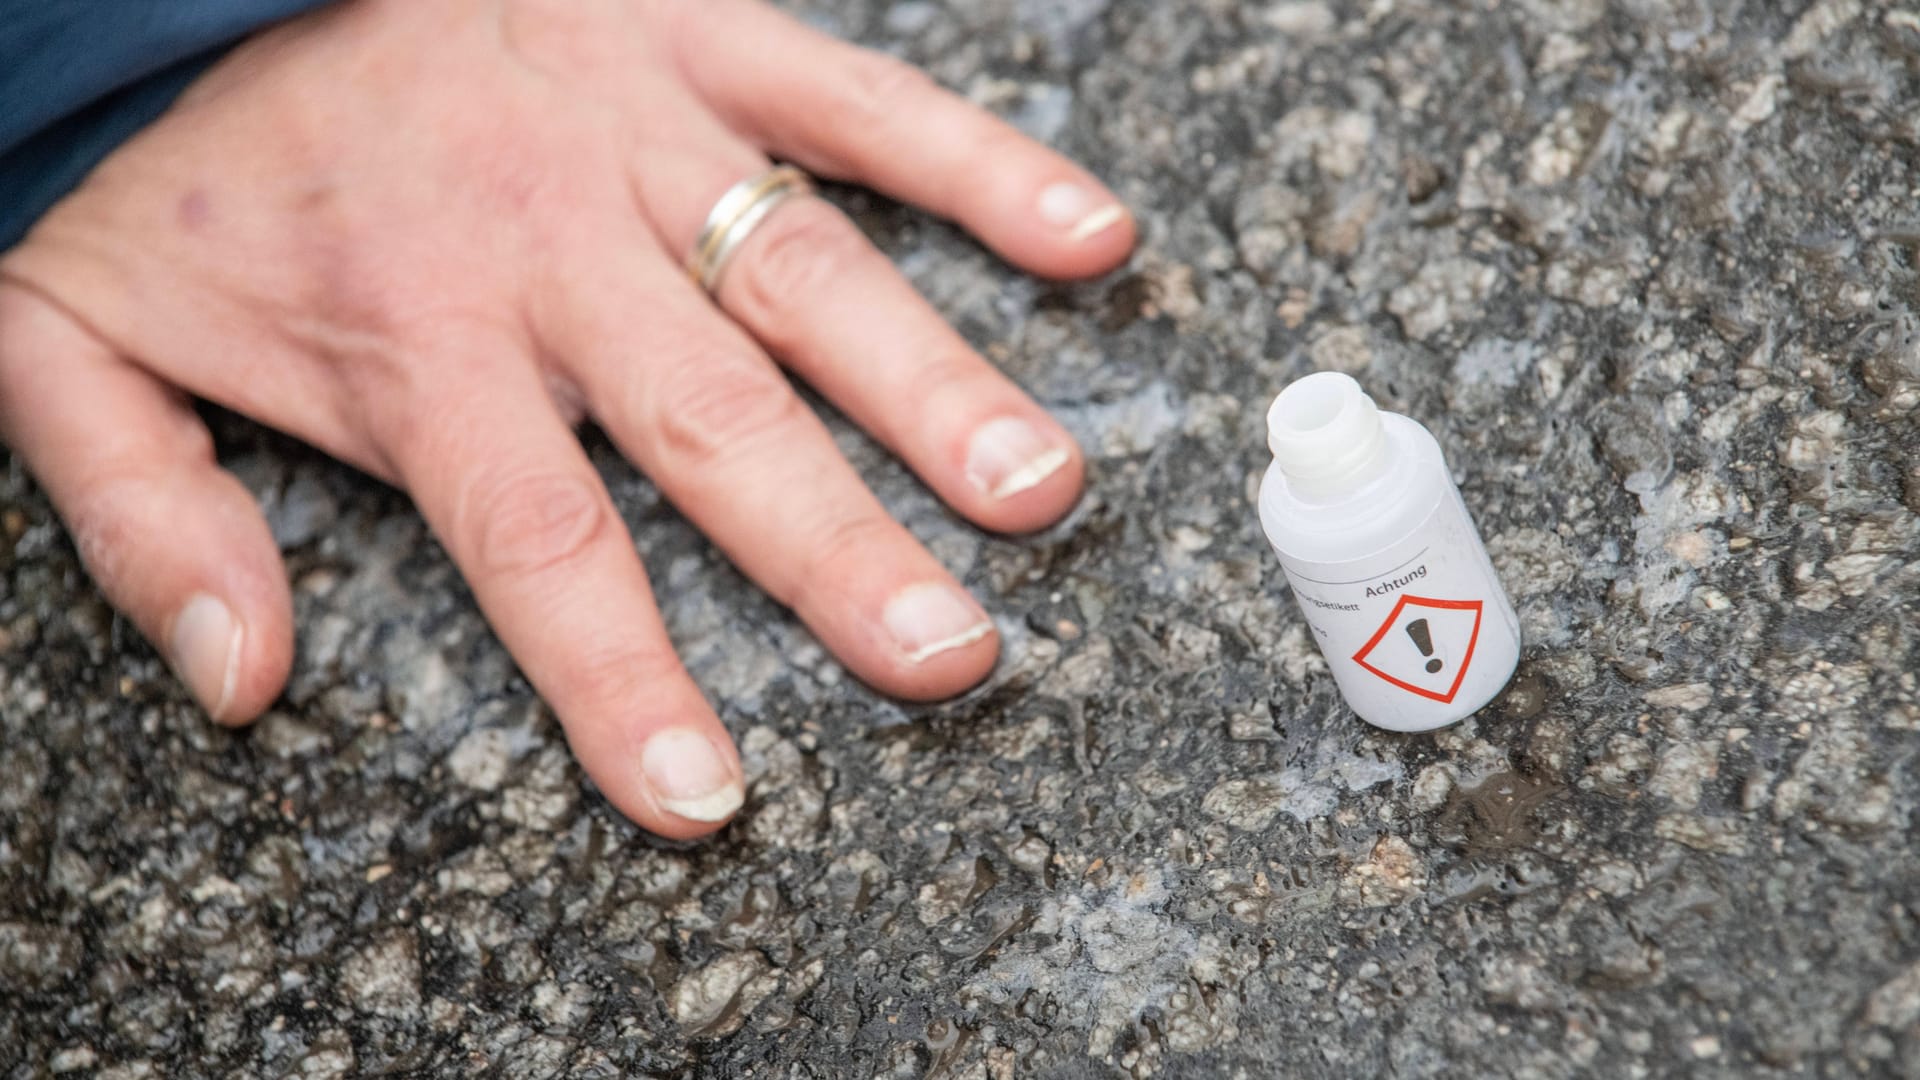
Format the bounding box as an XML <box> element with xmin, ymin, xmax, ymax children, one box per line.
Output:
<box><xmin>1351</xmin><ymin>595</ymin><xmax>1484</xmax><ymax>703</ymax></box>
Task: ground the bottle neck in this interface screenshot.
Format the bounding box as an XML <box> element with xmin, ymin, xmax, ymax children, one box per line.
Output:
<box><xmin>1265</xmin><ymin>372</ymin><xmax>1392</xmax><ymax>502</ymax></box>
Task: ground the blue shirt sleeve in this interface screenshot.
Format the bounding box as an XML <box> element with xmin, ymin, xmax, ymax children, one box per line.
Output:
<box><xmin>1</xmin><ymin>1</ymin><xmax>335</xmax><ymax>250</ymax></box>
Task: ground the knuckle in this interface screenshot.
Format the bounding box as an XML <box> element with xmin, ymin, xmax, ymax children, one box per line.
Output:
<box><xmin>457</xmin><ymin>467</ymin><xmax>609</xmax><ymax>579</ymax></box>
<box><xmin>788</xmin><ymin>510</ymin><xmax>899</xmax><ymax>608</ymax></box>
<box><xmin>961</xmin><ymin>118</ymin><xmax>1029</xmax><ymax>166</ymax></box>
<box><xmin>953</xmin><ymin>125</ymin><xmax>1027</xmax><ymax>206</ymax></box>
<box><xmin>904</xmin><ymin>349</ymin><xmax>987</xmax><ymax>416</ymax></box>
<box><xmin>568</xmin><ymin>634</ymin><xmax>685</xmax><ymax>710</ymax></box>
<box><xmin>647</xmin><ymin>346</ymin><xmax>801</xmax><ymax>467</ymax></box>
<box><xmin>728</xmin><ymin>202</ymin><xmax>868</xmax><ymax>334</ymax></box>
<box><xmin>835</xmin><ymin>52</ymin><xmax>938</xmax><ymax>129</ymax></box>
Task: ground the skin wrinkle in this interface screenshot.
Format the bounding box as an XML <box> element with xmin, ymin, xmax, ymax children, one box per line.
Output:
<box><xmin>648</xmin><ymin>347</ymin><xmax>802</xmax><ymax>470</ymax></box>
<box><xmin>784</xmin><ymin>511</ymin><xmax>903</xmax><ymax>615</ymax></box>
<box><xmin>715</xmin><ymin>202</ymin><xmax>885</xmax><ymax>360</ymax></box>
<box><xmin>897</xmin><ymin>347</ymin><xmax>983</xmax><ymax>450</ymax></box>
<box><xmin>465</xmin><ymin>470</ymin><xmax>612</xmax><ymax>580</ymax></box>
<box><xmin>807</xmin><ymin>52</ymin><xmax>940</xmax><ymax>181</ymax></box>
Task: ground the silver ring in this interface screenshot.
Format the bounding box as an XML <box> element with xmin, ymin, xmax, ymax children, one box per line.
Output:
<box><xmin>686</xmin><ymin>164</ymin><xmax>815</xmax><ymax>294</ymax></box>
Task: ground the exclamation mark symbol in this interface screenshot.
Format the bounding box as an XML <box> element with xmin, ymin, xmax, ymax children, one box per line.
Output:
<box><xmin>1406</xmin><ymin>619</ymin><xmax>1443</xmax><ymax>673</ymax></box>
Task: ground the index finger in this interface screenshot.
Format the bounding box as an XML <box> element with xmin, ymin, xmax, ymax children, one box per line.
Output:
<box><xmin>386</xmin><ymin>343</ymin><xmax>745</xmax><ymax>839</ymax></box>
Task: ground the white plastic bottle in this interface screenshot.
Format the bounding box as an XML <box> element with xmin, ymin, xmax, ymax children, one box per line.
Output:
<box><xmin>1257</xmin><ymin>372</ymin><xmax>1520</xmax><ymax>732</ymax></box>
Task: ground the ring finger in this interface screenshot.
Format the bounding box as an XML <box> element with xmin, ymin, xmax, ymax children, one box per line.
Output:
<box><xmin>636</xmin><ymin>148</ymin><xmax>1086</xmax><ymax>537</ymax></box>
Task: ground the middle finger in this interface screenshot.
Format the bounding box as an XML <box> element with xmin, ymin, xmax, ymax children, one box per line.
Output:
<box><xmin>542</xmin><ymin>229</ymin><xmax>1002</xmax><ymax>701</ymax></box>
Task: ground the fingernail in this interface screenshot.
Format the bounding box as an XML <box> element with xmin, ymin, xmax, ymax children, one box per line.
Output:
<box><xmin>169</xmin><ymin>592</ymin><xmax>242</xmax><ymax>721</ymax></box>
<box><xmin>640</xmin><ymin>727</ymin><xmax>744</xmax><ymax>823</ymax></box>
<box><xmin>884</xmin><ymin>583</ymin><xmax>994</xmax><ymax>664</ymax></box>
<box><xmin>1036</xmin><ymin>181</ymin><xmax>1129</xmax><ymax>242</ymax></box>
<box><xmin>966</xmin><ymin>416</ymin><xmax>1072</xmax><ymax>500</ymax></box>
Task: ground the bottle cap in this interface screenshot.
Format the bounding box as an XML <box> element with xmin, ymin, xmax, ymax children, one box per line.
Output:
<box><xmin>1266</xmin><ymin>372</ymin><xmax>1390</xmax><ymax>497</ymax></box>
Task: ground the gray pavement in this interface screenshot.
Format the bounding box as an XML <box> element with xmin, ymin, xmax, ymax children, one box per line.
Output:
<box><xmin>4</xmin><ymin>0</ymin><xmax>1920</xmax><ymax>1075</ymax></box>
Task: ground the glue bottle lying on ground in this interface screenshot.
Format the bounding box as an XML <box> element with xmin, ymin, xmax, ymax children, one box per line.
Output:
<box><xmin>1257</xmin><ymin>372</ymin><xmax>1521</xmax><ymax>732</ymax></box>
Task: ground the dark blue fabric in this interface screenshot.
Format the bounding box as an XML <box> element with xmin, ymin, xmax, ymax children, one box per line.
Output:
<box><xmin>1</xmin><ymin>1</ymin><xmax>334</xmax><ymax>250</ymax></box>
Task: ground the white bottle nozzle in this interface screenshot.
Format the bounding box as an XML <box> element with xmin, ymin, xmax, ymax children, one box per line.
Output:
<box><xmin>1265</xmin><ymin>372</ymin><xmax>1390</xmax><ymax>498</ymax></box>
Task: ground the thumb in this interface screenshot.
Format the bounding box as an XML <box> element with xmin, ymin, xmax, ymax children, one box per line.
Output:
<box><xmin>0</xmin><ymin>284</ymin><xmax>293</xmax><ymax>723</ymax></box>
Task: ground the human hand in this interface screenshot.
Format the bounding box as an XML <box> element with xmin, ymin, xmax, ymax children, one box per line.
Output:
<box><xmin>0</xmin><ymin>0</ymin><xmax>1133</xmax><ymax>838</ymax></box>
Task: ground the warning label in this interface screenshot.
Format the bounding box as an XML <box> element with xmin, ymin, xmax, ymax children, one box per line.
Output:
<box><xmin>1351</xmin><ymin>595</ymin><xmax>1484</xmax><ymax>704</ymax></box>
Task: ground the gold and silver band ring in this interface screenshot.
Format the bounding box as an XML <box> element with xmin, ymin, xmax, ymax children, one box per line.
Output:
<box><xmin>685</xmin><ymin>164</ymin><xmax>815</xmax><ymax>294</ymax></box>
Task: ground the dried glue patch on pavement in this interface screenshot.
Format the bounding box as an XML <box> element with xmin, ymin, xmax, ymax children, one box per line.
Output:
<box><xmin>967</xmin><ymin>870</ymin><xmax>1251</xmax><ymax>1067</ymax></box>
